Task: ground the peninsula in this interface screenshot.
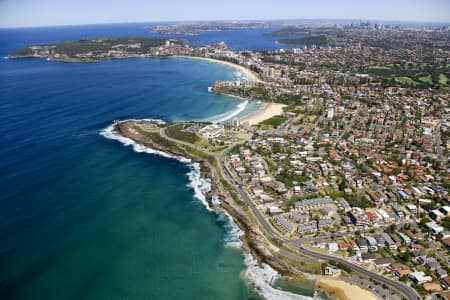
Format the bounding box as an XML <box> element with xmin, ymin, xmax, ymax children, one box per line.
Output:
<box><xmin>11</xmin><ymin>20</ymin><xmax>450</xmax><ymax>300</ymax></box>
<box><xmin>9</xmin><ymin>37</ymin><xmax>184</xmax><ymax>62</ymax></box>
<box><xmin>151</xmin><ymin>21</ymin><xmax>271</xmax><ymax>35</ymax></box>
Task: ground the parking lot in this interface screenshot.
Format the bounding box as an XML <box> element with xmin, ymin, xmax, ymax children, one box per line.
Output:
<box><xmin>348</xmin><ymin>276</ymin><xmax>402</xmax><ymax>300</ymax></box>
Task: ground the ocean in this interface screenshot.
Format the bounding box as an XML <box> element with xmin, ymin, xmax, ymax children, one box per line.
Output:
<box><xmin>0</xmin><ymin>23</ymin><xmax>313</xmax><ymax>300</ymax></box>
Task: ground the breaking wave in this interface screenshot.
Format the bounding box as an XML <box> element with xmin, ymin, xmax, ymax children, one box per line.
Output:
<box><xmin>234</xmin><ymin>70</ymin><xmax>249</xmax><ymax>81</ymax></box>
<box><xmin>101</xmin><ymin>120</ymin><xmax>213</xmax><ymax>212</ymax></box>
<box><xmin>100</xmin><ymin>119</ymin><xmax>191</xmax><ymax>164</ymax></box>
<box><xmin>206</xmin><ymin>100</ymin><xmax>248</xmax><ymax>123</ymax></box>
<box><xmin>243</xmin><ymin>254</ymin><xmax>314</xmax><ymax>300</ymax></box>
<box><xmin>101</xmin><ymin>120</ymin><xmax>314</xmax><ymax>300</ymax></box>
<box><xmin>215</xmin><ymin>209</ymin><xmax>244</xmax><ymax>248</ymax></box>
<box><xmin>186</xmin><ymin>162</ymin><xmax>213</xmax><ymax>211</ymax></box>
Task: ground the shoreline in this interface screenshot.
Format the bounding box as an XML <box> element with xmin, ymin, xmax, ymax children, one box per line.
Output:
<box><xmin>106</xmin><ymin>120</ymin><xmax>317</xmax><ymax>299</ymax></box>
<box><xmin>178</xmin><ymin>56</ymin><xmax>287</xmax><ymax>125</ymax></box>
<box><xmin>11</xmin><ymin>52</ymin><xmax>282</xmax><ymax>125</ymax></box>
<box><xmin>172</xmin><ymin>55</ymin><xmax>262</xmax><ymax>83</ymax></box>
<box><xmin>15</xmin><ymin>52</ymin><xmax>285</xmax><ymax>126</ymax></box>
<box><xmin>316</xmin><ymin>279</ymin><xmax>378</xmax><ymax>300</ymax></box>
<box><xmin>241</xmin><ymin>102</ymin><xmax>286</xmax><ymax>126</ymax></box>
<box><xmin>207</xmin><ymin>89</ymin><xmax>287</xmax><ymax>125</ymax></box>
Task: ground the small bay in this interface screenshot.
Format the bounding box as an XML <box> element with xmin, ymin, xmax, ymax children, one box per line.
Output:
<box><xmin>0</xmin><ymin>24</ymin><xmax>313</xmax><ymax>300</ymax></box>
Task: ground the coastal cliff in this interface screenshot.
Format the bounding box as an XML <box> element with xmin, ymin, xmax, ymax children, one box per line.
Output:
<box><xmin>113</xmin><ymin>120</ymin><xmax>305</xmax><ymax>278</ymax></box>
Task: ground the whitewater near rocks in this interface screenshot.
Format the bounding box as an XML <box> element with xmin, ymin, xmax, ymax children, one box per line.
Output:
<box><xmin>100</xmin><ymin>121</ymin><xmax>315</xmax><ymax>300</ymax></box>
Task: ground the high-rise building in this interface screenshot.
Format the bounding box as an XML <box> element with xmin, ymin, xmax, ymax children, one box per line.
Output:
<box><xmin>327</xmin><ymin>107</ymin><xmax>334</xmax><ymax>119</ymax></box>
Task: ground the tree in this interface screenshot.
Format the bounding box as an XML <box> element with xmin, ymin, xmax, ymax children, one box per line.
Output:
<box><xmin>348</xmin><ymin>247</ymin><xmax>355</xmax><ymax>256</ymax></box>
<box><xmin>419</xmin><ymin>216</ymin><xmax>431</xmax><ymax>227</ymax></box>
<box><xmin>442</xmin><ymin>217</ymin><xmax>450</xmax><ymax>230</ymax></box>
<box><xmin>398</xmin><ymin>250</ymin><xmax>412</xmax><ymax>263</ymax></box>
<box><xmin>386</xmin><ymin>224</ymin><xmax>397</xmax><ymax>234</ymax></box>
<box><xmin>391</xmin><ymin>168</ymin><xmax>401</xmax><ymax>176</ymax></box>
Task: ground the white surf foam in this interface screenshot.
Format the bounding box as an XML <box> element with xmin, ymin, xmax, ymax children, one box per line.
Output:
<box><xmin>216</xmin><ymin>209</ymin><xmax>244</xmax><ymax>248</ymax></box>
<box><xmin>100</xmin><ymin>119</ymin><xmax>190</xmax><ymax>164</ymax></box>
<box><xmin>185</xmin><ymin>162</ymin><xmax>243</xmax><ymax>247</ymax></box>
<box><xmin>206</xmin><ymin>100</ymin><xmax>248</xmax><ymax>123</ymax></box>
<box><xmin>211</xmin><ymin>195</ymin><xmax>221</xmax><ymax>207</ymax></box>
<box><xmin>234</xmin><ymin>70</ymin><xmax>249</xmax><ymax>81</ymax></box>
<box><xmin>101</xmin><ymin>120</ymin><xmax>215</xmax><ymax>211</ymax></box>
<box><xmin>186</xmin><ymin>162</ymin><xmax>213</xmax><ymax>211</ymax></box>
<box><xmin>243</xmin><ymin>253</ymin><xmax>314</xmax><ymax>300</ymax></box>
<box><xmin>101</xmin><ymin>120</ymin><xmax>314</xmax><ymax>300</ymax></box>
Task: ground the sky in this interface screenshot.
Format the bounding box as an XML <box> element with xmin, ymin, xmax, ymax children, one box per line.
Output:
<box><xmin>0</xmin><ymin>0</ymin><xmax>449</xmax><ymax>28</ymax></box>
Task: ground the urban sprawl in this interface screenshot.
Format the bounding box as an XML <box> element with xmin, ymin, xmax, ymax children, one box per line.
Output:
<box><xmin>12</xmin><ymin>22</ymin><xmax>450</xmax><ymax>300</ymax></box>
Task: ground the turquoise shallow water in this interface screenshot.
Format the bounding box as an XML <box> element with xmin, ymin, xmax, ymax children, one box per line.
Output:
<box><xmin>0</xmin><ymin>24</ymin><xmax>314</xmax><ymax>300</ymax></box>
<box><xmin>0</xmin><ymin>53</ymin><xmax>256</xmax><ymax>299</ymax></box>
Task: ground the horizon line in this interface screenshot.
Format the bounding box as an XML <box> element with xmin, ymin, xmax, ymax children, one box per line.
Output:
<box><xmin>1</xmin><ymin>17</ymin><xmax>449</xmax><ymax>30</ymax></box>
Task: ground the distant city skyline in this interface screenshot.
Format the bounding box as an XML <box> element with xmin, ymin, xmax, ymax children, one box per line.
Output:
<box><xmin>0</xmin><ymin>0</ymin><xmax>449</xmax><ymax>28</ymax></box>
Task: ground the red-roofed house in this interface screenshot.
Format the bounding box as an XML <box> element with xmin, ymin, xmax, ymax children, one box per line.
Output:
<box><xmin>423</xmin><ymin>283</ymin><xmax>442</xmax><ymax>292</ymax></box>
<box><xmin>338</xmin><ymin>241</ymin><xmax>349</xmax><ymax>251</ymax></box>
<box><xmin>443</xmin><ymin>237</ymin><xmax>450</xmax><ymax>250</ymax></box>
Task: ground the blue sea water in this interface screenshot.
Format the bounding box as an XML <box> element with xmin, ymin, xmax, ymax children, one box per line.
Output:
<box><xmin>0</xmin><ymin>23</ymin><xmax>311</xmax><ymax>300</ymax></box>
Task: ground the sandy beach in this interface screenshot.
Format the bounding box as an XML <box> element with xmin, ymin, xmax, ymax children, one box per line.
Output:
<box><xmin>196</xmin><ymin>57</ymin><xmax>285</xmax><ymax>125</ymax></box>
<box><xmin>175</xmin><ymin>56</ymin><xmax>284</xmax><ymax>125</ymax></box>
<box><xmin>316</xmin><ymin>279</ymin><xmax>378</xmax><ymax>300</ymax></box>
<box><xmin>174</xmin><ymin>56</ymin><xmax>262</xmax><ymax>82</ymax></box>
<box><xmin>241</xmin><ymin>102</ymin><xmax>286</xmax><ymax>125</ymax></box>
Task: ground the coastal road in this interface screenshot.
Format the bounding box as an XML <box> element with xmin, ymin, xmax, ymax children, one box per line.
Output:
<box><xmin>219</xmin><ymin>144</ymin><xmax>420</xmax><ymax>300</ymax></box>
<box><xmin>160</xmin><ymin>125</ymin><xmax>269</xmax><ymax>236</ymax></box>
<box><xmin>293</xmin><ymin>245</ymin><xmax>420</xmax><ymax>300</ymax></box>
<box><xmin>159</xmin><ymin>125</ymin><xmax>420</xmax><ymax>300</ymax></box>
<box><xmin>161</xmin><ymin>126</ymin><xmax>312</xmax><ymax>264</ymax></box>
<box><xmin>220</xmin><ymin>144</ymin><xmax>284</xmax><ymax>240</ymax></box>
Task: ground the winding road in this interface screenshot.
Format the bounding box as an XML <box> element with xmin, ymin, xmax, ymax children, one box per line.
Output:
<box><xmin>219</xmin><ymin>142</ymin><xmax>420</xmax><ymax>300</ymax></box>
<box><xmin>159</xmin><ymin>123</ymin><xmax>420</xmax><ymax>300</ymax></box>
<box><xmin>295</xmin><ymin>246</ymin><xmax>420</xmax><ymax>300</ymax></box>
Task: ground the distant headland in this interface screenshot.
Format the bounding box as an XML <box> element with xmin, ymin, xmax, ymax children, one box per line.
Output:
<box><xmin>9</xmin><ymin>37</ymin><xmax>184</xmax><ymax>62</ymax></box>
<box><xmin>10</xmin><ymin>22</ymin><xmax>449</xmax><ymax>299</ymax></box>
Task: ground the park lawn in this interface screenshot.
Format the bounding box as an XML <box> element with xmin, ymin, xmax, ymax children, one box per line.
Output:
<box><xmin>439</xmin><ymin>73</ymin><xmax>449</xmax><ymax>86</ymax></box>
<box><xmin>418</xmin><ymin>74</ymin><xmax>433</xmax><ymax>85</ymax></box>
<box><xmin>396</xmin><ymin>76</ymin><xmax>417</xmax><ymax>86</ymax></box>
<box><xmin>195</xmin><ymin>138</ymin><xmax>210</xmax><ymax>149</ymax></box>
<box><xmin>259</xmin><ymin>114</ymin><xmax>288</xmax><ymax>128</ymax></box>
<box><xmin>369</xmin><ymin>66</ymin><xmax>391</xmax><ymax>70</ymax></box>
<box><xmin>293</xmin><ymin>113</ymin><xmax>305</xmax><ymax>123</ymax></box>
